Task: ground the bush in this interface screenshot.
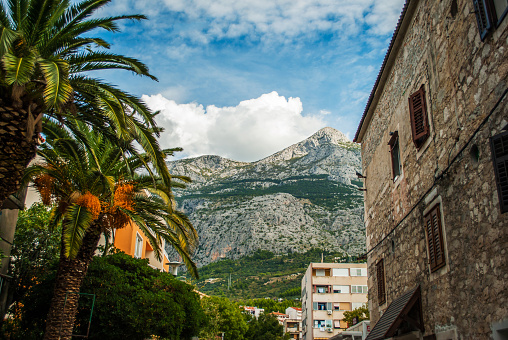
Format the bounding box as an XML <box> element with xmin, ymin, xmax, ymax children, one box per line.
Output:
<box><xmin>3</xmin><ymin>252</ymin><xmax>205</xmax><ymax>340</ymax></box>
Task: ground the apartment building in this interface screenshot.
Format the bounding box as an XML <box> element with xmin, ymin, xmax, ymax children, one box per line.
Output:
<box><xmin>301</xmin><ymin>263</ymin><xmax>368</xmax><ymax>340</ymax></box>
<box><xmin>284</xmin><ymin>307</ymin><xmax>303</xmax><ymax>339</ymax></box>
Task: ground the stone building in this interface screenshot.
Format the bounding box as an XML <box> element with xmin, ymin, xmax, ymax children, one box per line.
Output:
<box><xmin>353</xmin><ymin>0</ymin><xmax>507</xmax><ymax>339</ymax></box>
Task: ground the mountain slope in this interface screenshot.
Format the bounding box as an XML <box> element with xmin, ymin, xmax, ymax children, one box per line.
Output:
<box><xmin>167</xmin><ymin>127</ymin><xmax>365</xmax><ymax>266</ymax></box>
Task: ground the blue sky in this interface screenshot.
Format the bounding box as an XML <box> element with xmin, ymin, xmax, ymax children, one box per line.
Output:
<box><xmin>95</xmin><ymin>0</ymin><xmax>405</xmax><ymax>162</ymax></box>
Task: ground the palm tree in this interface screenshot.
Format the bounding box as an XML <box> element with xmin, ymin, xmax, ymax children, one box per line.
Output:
<box><xmin>22</xmin><ymin>121</ymin><xmax>199</xmax><ymax>340</ymax></box>
<box><xmin>0</xmin><ymin>0</ymin><xmax>170</xmax><ymax>202</ymax></box>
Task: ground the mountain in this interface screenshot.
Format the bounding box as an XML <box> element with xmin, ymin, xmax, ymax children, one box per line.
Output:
<box><xmin>166</xmin><ymin>127</ymin><xmax>366</xmax><ymax>266</ymax></box>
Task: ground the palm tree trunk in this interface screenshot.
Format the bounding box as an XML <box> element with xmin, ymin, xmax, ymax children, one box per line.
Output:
<box><xmin>0</xmin><ymin>105</ymin><xmax>39</xmax><ymax>202</ymax></box>
<box><xmin>43</xmin><ymin>224</ymin><xmax>102</xmax><ymax>340</ymax></box>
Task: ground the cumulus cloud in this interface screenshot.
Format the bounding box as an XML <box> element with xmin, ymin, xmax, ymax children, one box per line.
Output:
<box><xmin>143</xmin><ymin>92</ymin><xmax>326</xmax><ymax>162</ymax></box>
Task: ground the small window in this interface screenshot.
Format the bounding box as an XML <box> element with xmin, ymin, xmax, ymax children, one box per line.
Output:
<box><xmin>334</xmin><ymin>320</ymin><xmax>341</xmax><ymax>329</ymax></box>
<box><xmin>316</xmin><ymin>285</ymin><xmax>328</xmax><ymax>294</ymax></box>
<box><xmin>351</xmin><ymin>285</ymin><xmax>368</xmax><ymax>294</ymax></box>
<box><xmin>408</xmin><ymin>85</ymin><xmax>430</xmax><ymax>148</ymax></box>
<box><xmin>376</xmin><ymin>259</ymin><xmax>386</xmax><ymax>305</ymax></box>
<box><xmin>388</xmin><ymin>131</ymin><xmax>402</xmax><ymax>179</ymax></box>
<box><xmin>424</xmin><ymin>204</ymin><xmax>446</xmax><ymax>272</ymax></box>
<box><xmin>134</xmin><ymin>233</ymin><xmax>143</xmax><ymax>258</ymax></box>
<box><xmin>350</xmin><ymin>268</ymin><xmax>367</xmax><ymax>276</ymax></box>
<box><xmin>332</xmin><ymin>268</ymin><xmax>349</xmax><ymax>276</ymax></box>
<box><xmin>492</xmin><ymin>0</ymin><xmax>508</xmax><ymax>24</ymax></box>
<box><xmin>473</xmin><ymin>0</ymin><xmax>507</xmax><ymax>39</ymax></box>
<box><xmin>333</xmin><ymin>285</ymin><xmax>350</xmax><ymax>294</ymax></box>
<box><xmin>314</xmin><ymin>320</ymin><xmax>326</xmax><ymax>328</ymax></box>
<box><xmin>490</xmin><ymin>130</ymin><xmax>508</xmax><ymax>213</ymax></box>
<box><xmin>315</xmin><ymin>269</ymin><xmax>326</xmax><ymax>276</ymax></box>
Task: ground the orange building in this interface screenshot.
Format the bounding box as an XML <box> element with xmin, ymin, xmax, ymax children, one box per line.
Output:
<box><xmin>98</xmin><ymin>221</ymin><xmax>172</xmax><ymax>273</ymax></box>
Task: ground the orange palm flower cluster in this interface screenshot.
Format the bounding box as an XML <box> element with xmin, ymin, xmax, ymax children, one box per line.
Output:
<box><xmin>102</xmin><ymin>183</ymin><xmax>136</xmax><ymax>230</ymax></box>
<box><xmin>33</xmin><ymin>174</ymin><xmax>54</xmax><ymax>205</ymax></box>
<box><xmin>76</xmin><ymin>192</ymin><xmax>101</xmax><ymax>220</ymax></box>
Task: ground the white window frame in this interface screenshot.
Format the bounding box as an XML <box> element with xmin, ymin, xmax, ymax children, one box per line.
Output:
<box><xmin>333</xmin><ymin>285</ymin><xmax>350</xmax><ymax>294</ymax></box>
<box><xmin>350</xmin><ymin>268</ymin><xmax>367</xmax><ymax>276</ymax></box>
<box><xmin>314</xmin><ymin>320</ymin><xmax>325</xmax><ymax>328</ymax></box>
<box><xmin>134</xmin><ymin>232</ymin><xmax>143</xmax><ymax>258</ymax></box>
<box><xmin>332</xmin><ymin>268</ymin><xmax>349</xmax><ymax>276</ymax></box>
<box><xmin>351</xmin><ymin>285</ymin><xmax>368</xmax><ymax>294</ymax></box>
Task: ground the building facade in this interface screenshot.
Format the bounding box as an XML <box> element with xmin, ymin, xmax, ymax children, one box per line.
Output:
<box><xmin>354</xmin><ymin>0</ymin><xmax>508</xmax><ymax>339</ymax></box>
<box><xmin>301</xmin><ymin>263</ymin><xmax>368</xmax><ymax>340</ymax></box>
<box><xmin>285</xmin><ymin>307</ymin><xmax>303</xmax><ymax>339</ymax></box>
<box><xmin>98</xmin><ymin>221</ymin><xmax>172</xmax><ymax>273</ymax></box>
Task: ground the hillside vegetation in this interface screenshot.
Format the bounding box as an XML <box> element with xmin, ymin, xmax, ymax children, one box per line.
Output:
<box><xmin>187</xmin><ymin>249</ymin><xmax>365</xmax><ymax>301</ymax></box>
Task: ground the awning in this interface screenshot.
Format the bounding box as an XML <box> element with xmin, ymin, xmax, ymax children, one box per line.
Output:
<box><xmin>365</xmin><ymin>286</ymin><xmax>424</xmax><ymax>340</ymax></box>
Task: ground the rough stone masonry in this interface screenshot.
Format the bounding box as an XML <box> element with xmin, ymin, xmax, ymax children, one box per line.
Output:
<box><xmin>355</xmin><ymin>0</ymin><xmax>508</xmax><ymax>339</ymax></box>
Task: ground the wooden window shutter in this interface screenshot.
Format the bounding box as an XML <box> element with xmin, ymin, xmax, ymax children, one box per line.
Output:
<box><xmin>472</xmin><ymin>0</ymin><xmax>492</xmax><ymax>40</ymax></box>
<box><xmin>490</xmin><ymin>130</ymin><xmax>508</xmax><ymax>213</ymax></box>
<box><xmin>408</xmin><ymin>85</ymin><xmax>430</xmax><ymax>147</ymax></box>
<box><xmin>424</xmin><ymin>204</ymin><xmax>446</xmax><ymax>272</ymax></box>
<box><xmin>376</xmin><ymin>259</ymin><xmax>386</xmax><ymax>305</ymax></box>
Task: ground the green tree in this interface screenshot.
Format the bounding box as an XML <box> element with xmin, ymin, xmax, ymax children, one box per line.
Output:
<box><xmin>22</xmin><ymin>122</ymin><xmax>198</xmax><ymax>340</ymax></box>
<box><xmin>3</xmin><ymin>252</ymin><xmax>205</xmax><ymax>340</ymax></box>
<box><xmin>4</xmin><ymin>203</ymin><xmax>61</xmax><ymax>319</ymax></box>
<box><xmin>342</xmin><ymin>304</ymin><xmax>369</xmax><ymax>327</ymax></box>
<box><xmin>200</xmin><ymin>296</ymin><xmax>248</xmax><ymax>340</ymax></box>
<box><xmin>0</xmin><ymin>0</ymin><xmax>170</xmax><ymax>203</ymax></box>
<box><xmin>244</xmin><ymin>313</ymin><xmax>289</xmax><ymax>340</ymax></box>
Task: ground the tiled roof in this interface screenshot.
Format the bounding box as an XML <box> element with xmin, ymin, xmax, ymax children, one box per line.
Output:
<box><xmin>353</xmin><ymin>0</ymin><xmax>411</xmax><ymax>142</ymax></box>
<box><xmin>365</xmin><ymin>286</ymin><xmax>421</xmax><ymax>340</ymax></box>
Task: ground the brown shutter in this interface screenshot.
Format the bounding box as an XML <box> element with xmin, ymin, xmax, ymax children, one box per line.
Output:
<box><xmin>490</xmin><ymin>130</ymin><xmax>508</xmax><ymax>213</ymax></box>
<box><xmin>472</xmin><ymin>0</ymin><xmax>492</xmax><ymax>40</ymax></box>
<box><xmin>424</xmin><ymin>204</ymin><xmax>446</xmax><ymax>272</ymax></box>
<box><xmin>408</xmin><ymin>85</ymin><xmax>429</xmax><ymax>147</ymax></box>
<box><xmin>376</xmin><ymin>259</ymin><xmax>386</xmax><ymax>305</ymax></box>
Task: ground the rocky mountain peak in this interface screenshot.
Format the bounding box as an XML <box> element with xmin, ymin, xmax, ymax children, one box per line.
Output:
<box><xmin>257</xmin><ymin>127</ymin><xmax>355</xmax><ymax>164</ymax></box>
<box><xmin>166</xmin><ymin>127</ymin><xmax>365</xmax><ymax>266</ymax></box>
<box><xmin>310</xmin><ymin>127</ymin><xmax>350</xmax><ymax>144</ymax></box>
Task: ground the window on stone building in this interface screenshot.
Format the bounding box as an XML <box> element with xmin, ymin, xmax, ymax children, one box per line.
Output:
<box><xmin>490</xmin><ymin>130</ymin><xmax>508</xmax><ymax>213</ymax></box>
<box><xmin>424</xmin><ymin>204</ymin><xmax>446</xmax><ymax>272</ymax></box>
<box><xmin>388</xmin><ymin>131</ymin><xmax>402</xmax><ymax>179</ymax></box>
<box><xmin>408</xmin><ymin>85</ymin><xmax>430</xmax><ymax>148</ymax></box>
<box><xmin>376</xmin><ymin>259</ymin><xmax>386</xmax><ymax>305</ymax></box>
<box><xmin>473</xmin><ymin>0</ymin><xmax>508</xmax><ymax>40</ymax></box>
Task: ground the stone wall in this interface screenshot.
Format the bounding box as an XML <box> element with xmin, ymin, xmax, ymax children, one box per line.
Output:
<box><xmin>359</xmin><ymin>0</ymin><xmax>508</xmax><ymax>339</ymax></box>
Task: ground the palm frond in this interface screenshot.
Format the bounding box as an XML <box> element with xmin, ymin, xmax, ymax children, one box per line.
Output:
<box><xmin>38</xmin><ymin>56</ymin><xmax>73</xmax><ymax>108</ymax></box>
<box><xmin>0</xmin><ymin>26</ymin><xmax>17</xmax><ymax>56</ymax></box>
<box><xmin>62</xmin><ymin>203</ymin><xmax>94</xmax><ymax>258</ymax></box>
<box><xmin>2</xmin><ymin>50</ymin><xmax>36</xmax><ymax>85</ymax></box>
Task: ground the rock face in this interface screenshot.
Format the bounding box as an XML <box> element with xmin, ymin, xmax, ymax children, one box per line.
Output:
<box><xmin>166</xmin><ymin>127</ymin><xmax>366</xmax><ymax>266</ymax></box>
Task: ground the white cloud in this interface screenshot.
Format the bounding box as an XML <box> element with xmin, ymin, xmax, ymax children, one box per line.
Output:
<box><xmin>103</xmin><ymin>0</ymin><xmax>405</xmax><ymax>43</ymax></box>
<box><xmin>143</xmin><ymin>92</ymin><xmax>326</xmax><ymax>162</ymax></box>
